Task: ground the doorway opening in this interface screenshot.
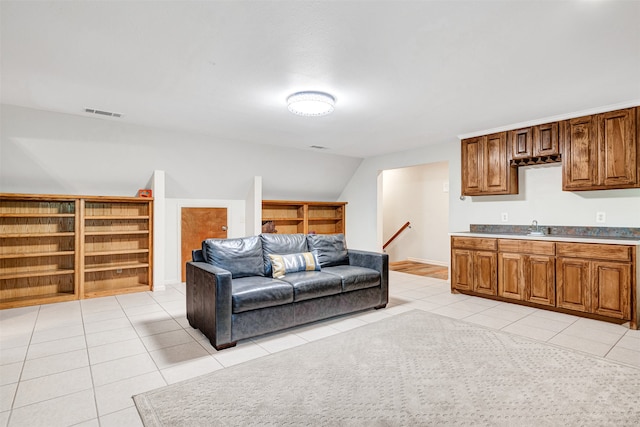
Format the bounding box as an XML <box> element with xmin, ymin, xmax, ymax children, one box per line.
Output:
<box><xmin>381</xmin><ymin>161</ymin><xmax>450</xmax><ymax>278</ymax></box>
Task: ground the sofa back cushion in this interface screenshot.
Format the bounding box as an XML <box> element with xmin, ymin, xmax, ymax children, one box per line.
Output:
<box><xmin>202</xmin><ymin>236</ymin><xmax>264</xmax><ymax>278</ymax></box>
<box><xmin>306</xmin><ymin>233</ymin><xmax>349</xmax><ymax>267</ymax></box>
<box><xmin>260</xmin><ymin>233</ymin><xmax>309</xmax><ymax>276</ymax></box>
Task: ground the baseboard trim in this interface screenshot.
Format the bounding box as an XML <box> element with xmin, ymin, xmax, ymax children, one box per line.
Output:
<box><xmin>407</xmin><ymin>257</ymin><xmax>449</xmax><ymax>267</ymax></box>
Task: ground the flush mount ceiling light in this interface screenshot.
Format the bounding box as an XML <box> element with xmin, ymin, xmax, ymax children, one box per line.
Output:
<box><xmin>287</xmin><ymin>91</ymin><xmax>335</xmax><ymax>117</ymax></box>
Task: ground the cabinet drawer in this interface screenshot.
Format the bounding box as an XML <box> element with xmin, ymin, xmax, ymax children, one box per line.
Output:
<box><xmin>556</xmin><ymin>242</ymin><xmax>632</xmax><ymax>261</ymax></box>
<box><xmin>451</xmin><ymin>237</ymin><xmax>497</xmax><ymax>251</ymax></box>
<box><xmin>498</xmin><ymin>239</ymin><xmax>555</xmax><ymax>256</ymax></box>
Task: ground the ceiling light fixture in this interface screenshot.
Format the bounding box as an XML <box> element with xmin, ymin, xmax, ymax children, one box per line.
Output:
<box><xmin>287</xmin><ymin>91</ymin><xmax>335</xmax><ymax>117</ymax></box>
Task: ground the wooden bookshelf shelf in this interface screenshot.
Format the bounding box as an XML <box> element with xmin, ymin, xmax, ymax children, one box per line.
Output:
<box><xmin>262</xmin><ymin>200</ymin><xmax>346</xmax><ymax>235</ymax></box>
<box><xmin>0</xmin><ymin>269</ymin><xmax>75</xmax><ymax>280</ymax></box>
<box><xmin>84</xmin><ymin>230</ymin><xmax>150</xmax><ymax>236</ymax></box>
<box><xmin>0</xmin><ymin>193</ymin><xmax>153</xmax><ymax>309</ymax></box>
<box><xmin>0</xmin><ymin>251</ymin><xmax>75</xmax><ymax>260</ymax></box>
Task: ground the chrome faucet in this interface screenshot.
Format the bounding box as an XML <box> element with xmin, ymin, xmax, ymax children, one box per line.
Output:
<box><xmin>528</xmin><ymin>220</ymin><xmax>544</xmax><ymax>236</ymax></box>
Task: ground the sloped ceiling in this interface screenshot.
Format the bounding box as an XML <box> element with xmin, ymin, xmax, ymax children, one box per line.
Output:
<box><xmin>1</xmin><ymin>0</ymin><xmax>639</xmax><ymax>158</ymax></box>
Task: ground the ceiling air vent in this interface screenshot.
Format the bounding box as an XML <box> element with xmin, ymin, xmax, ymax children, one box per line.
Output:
<box><xmin>310</xmin><ymin>145</ymin><xmax>329</xmax><ymax>150</ymax></box>
<box><xmin>84</xmin><ymin>108</ymin><xmax>123</xmax><ymax>118</ymax></box>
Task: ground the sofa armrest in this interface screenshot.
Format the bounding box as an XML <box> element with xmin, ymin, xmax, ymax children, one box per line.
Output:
<box><xmin>186</xmin><ymin>261</ymin><xmax>235</xmax><ymax>349</ymax></box>
<box><xmin>347</xmin><ymin>249</ymin><xmax>389</xmax><ymax>305</ymax></box>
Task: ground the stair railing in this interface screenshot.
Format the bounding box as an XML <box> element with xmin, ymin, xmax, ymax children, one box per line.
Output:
<box><xmin>383</xmin><ymin>221</ymin><xmax>411</xmax><ymax>250</ymax></box>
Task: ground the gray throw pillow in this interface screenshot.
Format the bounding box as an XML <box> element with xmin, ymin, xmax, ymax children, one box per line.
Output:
<box><xmin>202</xmin><ymin>236</ymin><xmax>265</xmax><ymax>278</ymax></box>
<box><xmin>306</xmin><ymin>233</ymin><xmax>349</xmax><ymax>267</ymax></box>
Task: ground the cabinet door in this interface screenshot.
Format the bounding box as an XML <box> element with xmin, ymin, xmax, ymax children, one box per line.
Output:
<box><xmin>556</xmin><ymin>257</ymin><xmax>590</xmax><ymax>312</ymax></box>
<box><xmin>533</xmin><ymin>122</ymin><xmax>560</xmax><ymax>157</ymax></box>
<box><xmin>451</xmin><ymin>249</ymin><xmax>474</xmax><ymax>291</ymax></box>
<box><xmin>597</xmin><ymin>107</ymin><xmax>637</xmax><ymax>188</ymax></box>
<box><xmin>483</xmin><ymin>132</ymin><xmax>512</xmax><ymax>194</ymax></box>
<box><xmin>473</xmin><ymin>251</ymin><xmax>497</xmax><ymax>296</ymax></box>
<box><xmin>510</xmin><ymin>127</ymin><xmax>533</xmax><ymax>160</ymax></box>
<box><xmin>525</xmin><ymin>255</ymin><xmax>555</xmax><ymax>307</ymax></box>
<box><xmin>562</xmin><ymin>115</ymin><xmax>598</xmax><ymax>190</ymax></box>
<box><xmin>591</xmin><ymin>261</ymin><xmax>631</xmax><ymax>320</ymax></box>
<box><xmin>498</xmin><ymin>252</ymin><xmax>524</xmax><ymax>300</ymax></box>
<box><xmin>461</xmin><ymin>137</ymin><xmax>484</xmax><ymax>195</ymax></box>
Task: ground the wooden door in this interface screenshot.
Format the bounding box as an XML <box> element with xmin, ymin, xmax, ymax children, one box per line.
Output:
<box><xmin>597</xmin><ymin>107</ymin><xmax>637</xmax><ymax>188</ymax></box>
<box><xmin>181</xmin><ymin>208</ymin><xmax>227</xmax><ymax>282</ymax></box>
<box><xmin>556</xmin><ymin>257</ymin><xmax>590</xmax><ymax>312</ymax></box>
<box><xmin>562</xmin><ymin>115</ymin><xmax>597</xmax><ymax>190</ymax></box>
<box><xmin>591</xmin><ymin>261</ymin><xmax>631</xmax><ymax>319</ymax></box>
<box><xmin>451</xmin><ymin>249</ymin><xmax>473</xmax><ymax>291</ymax></box>
<box><xmin>498</xmin><ymin>252</ymin><xmax>524</xmax><ymax>300</ymax></box>
<box><xmin>526</xmin><ymin>255</ymin><xmax>555</xmax><ymax>306</ymax></box>
<box><xmin>473</xmin><ymin>251</ymin><xmax>497</xmax><ymax>296</ymax></box>
<box><xmin>461</xmin><ymin>137</ymin><xmax>484</xmax><ymax>195</ymax></box>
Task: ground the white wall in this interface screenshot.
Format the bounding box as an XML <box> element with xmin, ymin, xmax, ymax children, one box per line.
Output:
<box><xmin>341</xmin><ymin>141</ymin><xmax>460</xmax><ymax>252</ymax></box>
<box><xmin>341</xmin><ymin>139</ymin><xmax>640</xmax><ymax>252</ymax></box>
<box><xmin>382</xmin><ymin>162</ymin><xmax>449</xmax><ymax>265</ymax></box>
<box><xmin>464</xmin><ymin>164</ymin><xmax>640</xmax><ymax>227</ymax></box>
<box><xmin>0</xmin><ymin>104</ymin><xmax>362</xmax><ymax>201</ymax></box>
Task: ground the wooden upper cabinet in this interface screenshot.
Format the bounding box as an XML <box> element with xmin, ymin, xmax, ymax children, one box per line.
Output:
<box><xmin>563</xmin><ymin>107</ymin><xmax>638</xmax><ymax>190</ymax></box>
<box><xmin>461</xmin><ymin>132</ymin><xmax>517</xmax><ymax>196</ymax></box>
<box><xmin>533</xmin><ymin>122</ymin><xmax>560</xmax><ymax>157</ymax></box>
<box><xmin>562</xmin><ymin>115</ymin><xmax>598</xmax><ymax>189</ymax></box>
<box><xmin>510</xmin><ymin>127</ymin><xmax>533</xmax><ymax>159</ymax></box>
<box><xmin>461</xmin><ymin>136</ymin><xmax>483</xmax><ymax>195</ymax></box>
<box><xmin>598</xmin><ymin>108</ymin><xmax>637</xmax><ymax>187</ymax></box>
<box><xmin>511</xmin><ymin>122</ymin><xmax>560</xmax><ymax>160</ymax></box>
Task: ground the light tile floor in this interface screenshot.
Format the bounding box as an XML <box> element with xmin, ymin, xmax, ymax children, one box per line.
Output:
<box><xmin>1</xmin><ymin>271</ymin><xmax>639</xmax><ymax>426</ymax></box>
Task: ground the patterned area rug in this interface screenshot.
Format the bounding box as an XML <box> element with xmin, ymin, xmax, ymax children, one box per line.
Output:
<box><xmin>134</xmin><ymin>311</ymin><xmax>640</xmax><ymax>426</ymax></box>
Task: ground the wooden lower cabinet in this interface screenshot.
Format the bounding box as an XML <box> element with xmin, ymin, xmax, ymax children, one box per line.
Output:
<box><xmin>473</xmin><ymin>251</ymin><xmax>497</xmax><ymax>296</ymax></box>
<box><xmin>451</xmin><ymin>237</ymin><xmax>497</xmax><ymax>296</ymax></box>
<box><xmin>526</xmin><ymin>255</ymin><xmax>556</xmax><ymax>306</ymax></box>
<box><xmin>498</xmin><ymin>252</ymin><xmax>524</xmax><ymax>300</ymax></box>
<box><xmin>452</xmin><ymin>236</ymin><xmax>636</xmax><ymax>328</ymax></box>
<box><xmin>592</xmin><ymin>261</ymin><xmax>631</xmax><ymax>319</ymax></box>
<box><xmin>498</xmin><ymin>239</ymin><xmax>555</xmax><ymax>306</ymax></box>
<box><xmin>557</xmin><ymin>257</ymin><xmax>631</xmax><ymax>320</ymax></box>
<box><xmin>452</xmin><ymin>249</ymin><xmax>497</xmax><ymax>295</ymax></box>
<box><xmin>556</xmin><ymin>257</ymin><xmax>591</xmax><ymax>312</ymax></box>
<box><xmin>498</xmin><ymin>253</ymin><xmax>555</xmax><ymax>306</ymax></box>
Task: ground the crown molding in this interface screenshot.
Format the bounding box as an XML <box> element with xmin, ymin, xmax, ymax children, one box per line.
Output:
<box><xmin>457</xmin><ymin>100</ymin><xmax>640</xmax><ymax>140</ymax></box>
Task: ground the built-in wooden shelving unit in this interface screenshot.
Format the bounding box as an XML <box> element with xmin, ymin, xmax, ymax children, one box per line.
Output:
<box><xmin>0</xmin><ymin>193</ymin><xmax>153</xmax><ymax>309</ymax></box>
<box><xmin>262</xmin><ymin>200</ymin><xmax>346</xmax><ymax>235</ymax></box>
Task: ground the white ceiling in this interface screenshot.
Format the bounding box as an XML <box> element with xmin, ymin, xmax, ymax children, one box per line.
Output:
<box><xmin>2</xmin><ymin>1</ymin><xmax>639</xmax><ymax>158</ymax></box>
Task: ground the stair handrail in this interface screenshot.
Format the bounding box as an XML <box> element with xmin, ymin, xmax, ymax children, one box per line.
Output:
<box><xmin>383</xmin><ymin>221</ymin><xmax>411</xmax><ymax>250</ymax></box>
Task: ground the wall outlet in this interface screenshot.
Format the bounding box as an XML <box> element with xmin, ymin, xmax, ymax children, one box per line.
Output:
<box><xmin>596</xmin><ymin>212</ymin><xmax>606</xmax><ymax>223</ymax></box>
<box><xmin>501</xmin><ymin>212</ymin><xmax>508</xmax><ymax>222</ymax></box>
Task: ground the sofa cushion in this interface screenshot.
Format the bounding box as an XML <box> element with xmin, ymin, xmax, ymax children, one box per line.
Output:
<box><xmin>306</xmin><ymin>233</ymin><xmax>349</xmax><ymax>267</ymax></box>
<box><xmin>203</xmin><ymin>236</ymin><xmax>264</xmax><ymax>279</ymax></box>
<box><xmin>322</xmin><ymin>265</ymin><xmax>381</xmax><ymax>292</ymax></box>
<box><xmin>278</xmin><ymin>271</ymin><xmax>342</xmax><ymax>302</ymax></box>
<box><xmin>231</xmin><ymin>276</ymin><xmax>294</xmax><ymax>313</ymax></box>
<box><xmin>261</xmin><ymin>233</ymin><xmax>309</xmax><ymax>276</ymax></box>
<box><xmin>268</xmin><ymin>252</ymin><xmax>321</xmax><ymax>278</ymax></box>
